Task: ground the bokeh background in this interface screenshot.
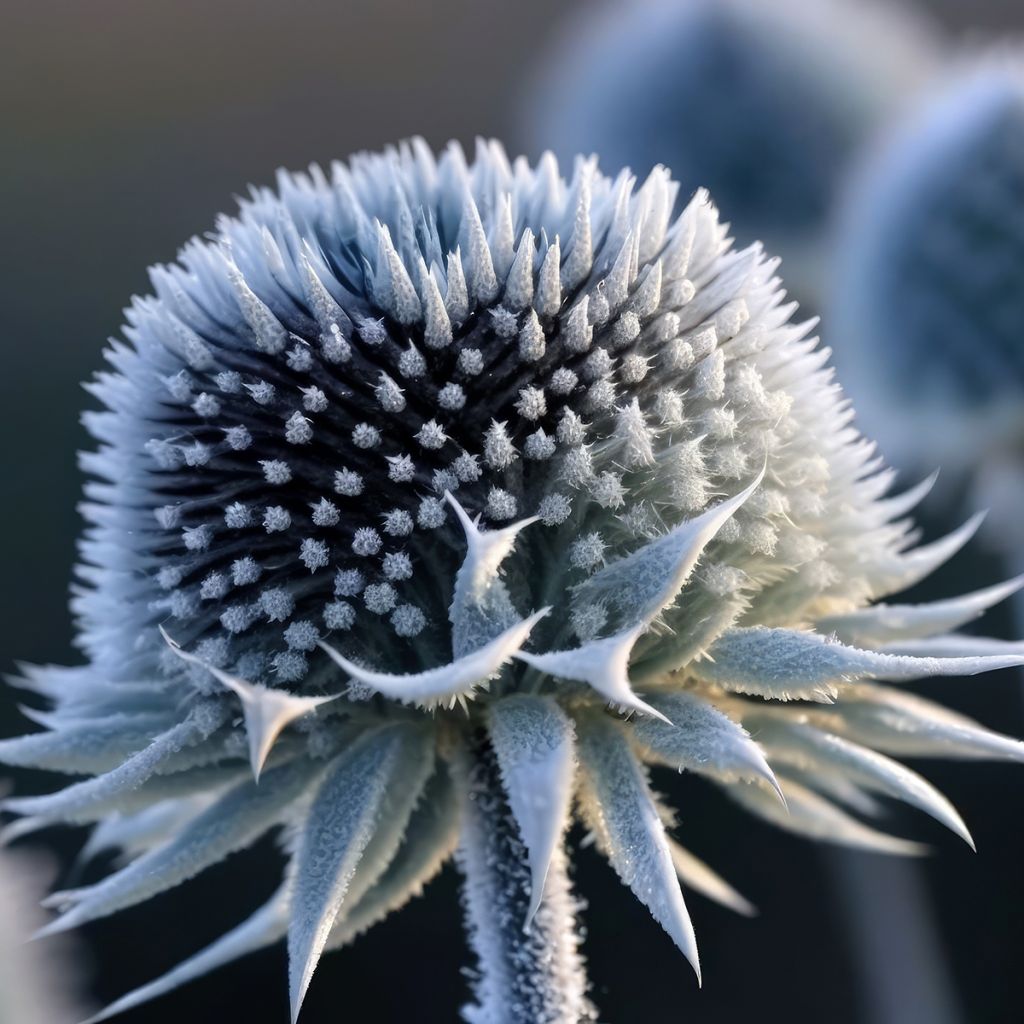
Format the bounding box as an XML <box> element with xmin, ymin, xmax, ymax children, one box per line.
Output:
<box><xmin>2</xmin><ymin>1</ymin><xmax>1023</xmax><ymax>1022</ymax></box>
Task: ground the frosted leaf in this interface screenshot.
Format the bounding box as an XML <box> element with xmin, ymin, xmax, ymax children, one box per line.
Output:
<box><xmin>576</xmin><ymin>713</ymin><xmax>700</xmax><ymax>980</ymax></box>
<box><xmin>574</xmin><ymin>469</ymin><xmax>764</xmax><ymax>629</ymax></box>
<box><xmin>162</xmin><ymin>628</ymin><xmax>340</xmax><ymax>780</ymax></box>
<box><xmin>3</xmin><ymin>711</ymin><xmax>225</xmax><ymax>824</ymax></box>
<box><xmin>752</xmin><ymin>718</ymin><xmax>973</xmax><ymax>846</ymax></box>
<box><xmin>668</xmin><ymin>840</ymin><xmax>755</xmax><ymax>918</ymax></box>
<box><xmin>728</xmin><ymin>775</ymin><xmax>926</xmax><ymax>856</ymax></box>
<box><xmin>811</xmin><ymin>683</ymin><xmax>1024</xmax><ymax>762</ymax></box>
<box><xmin>446</xmin><ymin>493</ymin><xmax>539</xmax><ymax>655</ymax></box>
<box><xmin>288</xmin><ymin>724</ymin><xmax>430</xmax><ymax>1022</ymax></box>
<box><xmin>634</xmin><ymin>692</ymin><xmax>780</xmax><ymax>795</ymax></box>
<box><xmin>40</xmin><ymin>757</ymin><xmax>321</xmax><ymax>935</ymax></box>
<box><xmin>694</xmin><ymin>626</ymin><xmax>1024</xmax><ymax>702</ymax></box>
<box><xmin>488</xmin><ymin>696</ymin><xmax>576</xmax><ymax>922</ymax></box>
<box><xmin>815</xmin><ymin>576</ymin><xmax>1024</xmax><ymax>647</ymax></box>
<box><xmin>0</xmin><ymin>713</ymin><xmax>172</xmax><ymax>775</ymax></box>
<box><xmin>327</xmin><ymin>767</ymin><xmax>459</xmax><ymax>950</ymax></box>
<box><xmin>515</xmin><ymin>626</ymin><xmax>667</xmax><ymax>722</ymax></box>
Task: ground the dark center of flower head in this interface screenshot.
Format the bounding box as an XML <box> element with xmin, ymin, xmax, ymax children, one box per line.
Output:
<box><xmin>83</xmin><ymin>139</ymin><xmax>901</xmax><ymax>720</ymax></box>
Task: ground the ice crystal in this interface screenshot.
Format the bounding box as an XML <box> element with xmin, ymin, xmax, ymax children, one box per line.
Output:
<box><xmin>2</xmin><ymin>139</ymin><xmax>1023</xmax><ymax>1023</ymax></box>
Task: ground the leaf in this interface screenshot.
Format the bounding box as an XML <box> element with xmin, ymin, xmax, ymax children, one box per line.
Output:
<box><xmin>81</xmin><ymin>887</ymin><xmax>290</xmax><ymax>1023</ymax></box>
<box><xmin>3</xmin><ymin>711</ymin><xmax>226</xmax><ymax>824</ymax></box>
<box><xmin>446</xmin><ymin>492</ymin><xmax>539</xmax><ymax>656</ymax></box>
<box><xmin>319</xmin><ymin>608</ymin><xmax>549</xmax><ymax>710</ymax></box>
<box><xmin>693</xmin><ymin>626</ymin><xmax>1024</xmax><ymax>702</ymax></box>
<box><xmin>879</xmin><ymin>636</ymin><xmax>1024</xmax><ymax>658</ymax></box>
<box><xmin>488</xmin><ymin>695</ymin><xmax>576</xmax><ymax>922</ymax></box>
<box><xmin>814</xmin><ymin>576</ymin><xmax>1024</xmax><ymax>647</ymax></box>
<box><xmin>815</xmin><ymin>683</ymin><xmax>1024</xmax><ymax>762</ymax></box>
<box><xmin>326</xmin><ymin>767</ymin><xmax>460</xmax><ymax>951</ymax></box>
<box><xmin>634</xmin><ymin>692</ymin><xmax>780</xmax><ymax>797</ymax></box>
<box><xmin>668</xmin><ymin>839</ymin><xmax>755</xmax><ymax>917</ymax></box>
<box><xmin>288</xmin><ymin>724</ymin><xmax>431</xmax><ymax>1022</ymax></box>
<box><xmin>748</xmin><ymin>718</ymin><xmax>973</xmax><ymax>847</ymax></box>
<box><xmin>0</xmin><ymin>712</ymin><xmax>172</xmax><ymax>774</ymax></box>
<box><xmin>575</xmin><ymin>713</ymin><xmax>700</xmax><ymax>981</ymax></box>
<box><xmin>162</xmin><ymin>627</ymin><xmax>340</xmax><ymax>780</ymax></box>
<box><xmin>39</xmin><ymin>758</ymin><xmax>322</xmax><ymax>935</ymax></box>
<box><xmin>871</xmin><ymin>513</ymin><xmax>985</xmax><ymax>599</ymax></box>
<box><xmin>727</xmin><ymin>775</ymin><xmax>926</xmax><ymax>856</ymax></box>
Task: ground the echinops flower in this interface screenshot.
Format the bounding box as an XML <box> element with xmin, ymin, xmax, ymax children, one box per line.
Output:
<box><xmin>526</xmin><ymin>0</ymin><xmax>940</xmax><ymax>300</ymax></box>
<box><xmin>831</xmin><ymin>58</ymin><xmax>1024</xmax><ymax>566</ymax></box>
<box><xmin>2</xmin><ymin>139</ymin><xmax>1023</xmax><ymax>1023</ymax></box>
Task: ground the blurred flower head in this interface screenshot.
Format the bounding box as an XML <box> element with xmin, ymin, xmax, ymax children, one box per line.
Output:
<box><xmin>830</xmin><ymin>56</ymin><xmax>1024</xmax><ymax>547</ymax></box>
<box><xmin>2</xmin><ymin>139</ymin><xmax>1023</xmax><ymax>1022</ymax></box>
<box><xmin>526</xmin><ymin>0</ymin><xmax>941</xmax><ymax>300</ymax></box>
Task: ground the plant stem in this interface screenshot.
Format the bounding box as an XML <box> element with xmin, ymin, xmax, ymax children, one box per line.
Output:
<box><xmin>456</xmin><ymin>732</ymin><xmax>594</xmax><ymax>1024</ymax></box>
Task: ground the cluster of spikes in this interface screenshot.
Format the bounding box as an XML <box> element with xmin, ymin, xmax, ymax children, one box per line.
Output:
<box><xmin>2</xmin><ymin>139</ymin><xmax>1024</xmax><ymax>1023</ymax></box>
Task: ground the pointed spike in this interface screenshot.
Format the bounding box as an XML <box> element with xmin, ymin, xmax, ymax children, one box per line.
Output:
<box><xmin>160</xmin><ymin>627</ymin><xmax>339</xmax><ymax>780</ymax></box>
<box><xmin>514</xmin><ymin>625</ymin><xmax>669</xmax><ymax>723</ymax></box>
<box><xmin>536</xmin><ymin>237</ymin><xmax>562</xmax><ymax>317</ymax></box>
<box><xmin>319</xmin><ymin>608</ymin><xmax>550</xmax><ymax>708</ymax></box>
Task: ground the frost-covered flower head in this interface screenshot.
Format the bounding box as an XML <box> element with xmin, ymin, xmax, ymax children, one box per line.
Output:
<box><xmin>831</xmin><ymin>57</ymin><xmax>1024</xmax><ymax>555</ymax></box>
<box><xmin>3</xmin><ymin>139</ymin><xmax>1024</xmax><ymax>1023</ymax></box>
<box><xmin>526</xmin><ymin>0</ymin><xmax>940</xmax><ymax>299</ymax></box>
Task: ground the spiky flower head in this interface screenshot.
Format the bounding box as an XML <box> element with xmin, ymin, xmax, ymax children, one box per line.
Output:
<box><xmin>3</xmin><ymin>139</ymin><xmax>1024</xmax><ymax>1023</ymax></box>
<box><xmin>527</xmin><ymin>0</ymin><xmax>940</xmax><ymax>298</ymax></box>
<box><xmin>831</xmin><ymin>57</ymin><xmax>1024</xmax><ymax>551</ymax></box>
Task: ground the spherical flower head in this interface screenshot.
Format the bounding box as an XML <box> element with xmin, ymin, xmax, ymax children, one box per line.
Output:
<box><xmin>831</xmin><ymin>56</ymin><xmax>1024</xmax><ymax>549</ymax></box>
<box><xmin>3</xmin><ymin>138</ymin><xmax>1023</xmax><ymax>1022</ymax></box>
<box><xmin>526</xmin><ymin>0</ymin><xmax>940</xmax><ymax>299</ymax></box>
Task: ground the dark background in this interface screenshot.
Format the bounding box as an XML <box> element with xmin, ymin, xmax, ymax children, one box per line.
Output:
<box><xmin>1</xmin><ymin>2</ymin><xmax>1023</xmax><ymax>1022</ymax></box>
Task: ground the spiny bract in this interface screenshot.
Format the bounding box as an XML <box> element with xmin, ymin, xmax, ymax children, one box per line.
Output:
<box><xmin>3</xmin><ymin>139</ymin><xmax>1024</xmax><ymax>1023</ymax></box>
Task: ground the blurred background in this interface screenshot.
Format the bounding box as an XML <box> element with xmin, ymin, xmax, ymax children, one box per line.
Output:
<box><xmin>2</xmin><ymin>1</ymin><xmax>1024</xmax><ymax>1021</ymax></box>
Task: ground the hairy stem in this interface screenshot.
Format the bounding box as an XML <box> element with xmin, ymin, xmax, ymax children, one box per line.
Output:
<box><xmin>455</xmin><ymin>733</ymin><xmax>593</xmax><ymax>1024</ymax></box>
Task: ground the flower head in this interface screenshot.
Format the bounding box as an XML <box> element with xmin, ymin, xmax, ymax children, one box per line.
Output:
<box><xmin>3</xmin><ymin>139</ymin><xmax>1023</xmax><ymax>1022</ymax></box>
<box><xmin>831</xmin><ymin>57</ymin><xmax>1024</xmax><ymax>550</ymax></box>
<box><xmin>527</xmin><ymin>0</ymin><xmax>940</xmax><ymax>297</ymax></box>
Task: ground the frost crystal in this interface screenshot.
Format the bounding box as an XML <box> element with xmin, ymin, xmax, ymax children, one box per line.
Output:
<box><xmin>3</xmin><ymin>139</ymin><xmax>1023</xmax><ymax>1024</ymax></box>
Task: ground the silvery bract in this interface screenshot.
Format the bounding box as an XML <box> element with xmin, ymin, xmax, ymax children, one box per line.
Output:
<box><xmin>526</xmin><ymin>0</ymin><xmax>939</xmax><ymax>299</ymax></box>
<box><xmin>831</xmin><ymin>58</ymin><xmax>1024</xmax><ymax>561</ymax></box>
<box><xmin>2</xmin><ymin>139</ymin><xmax>1023</xmax><ymax>1023</ymax></box>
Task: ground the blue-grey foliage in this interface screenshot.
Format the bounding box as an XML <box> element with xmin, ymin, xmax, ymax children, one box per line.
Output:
<box><xmin>1</xmin><ymin>138</ymin><xmax>1022</xmax><ymax>1022</ymax></box>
